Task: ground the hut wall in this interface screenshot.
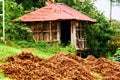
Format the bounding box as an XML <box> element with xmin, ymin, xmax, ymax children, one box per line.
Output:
<box><xmin>28</xmin><ymin>20</ymin><xmax>87</xmax><ymax>50</ymax></box>
<box><xmin>71</xmin><ymin>20</ymin><xmax>87</xmax><ymax>50</ymax></box>
<box><xmin>29</xmin><ymin>21</ymin><xmax>60</xmax><ymax>42</ymax></box>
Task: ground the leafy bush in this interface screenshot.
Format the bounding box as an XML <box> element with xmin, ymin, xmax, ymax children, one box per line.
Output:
<box><xmin>4</xmin><ymin>0</ymin><xmax>34</xmax><ymax>42</ymax></box>
<box><xmin>15</xmin><ymin>40</ymin><xmax>76</xmax><ymax>54</ymax></box>
<box><xmin>114</xmin><ymin>48</ymin><xmax>120</xmax><ymax>61</ymax></box>
<box><xmin>15</xmin><ymin>0</ymin><xmax>45</xmax><ymax>10</ymax></box>
<box><xmin>0</xmin><ymin>16</ymin><xmax>2</xmax><ymax>39</ymax></box>
<box><xmin>0</xmin><ymin>2</ymin><xmax>2</xmax><ymax>14</ymax></box>
<box><xmin>108</xmin><ymin>20</ymin><xmax>120</xmax><ymax>54</ymax></box>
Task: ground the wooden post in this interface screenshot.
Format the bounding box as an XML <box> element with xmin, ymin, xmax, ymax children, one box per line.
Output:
<box><xmin>73</xmin><ymin>21</ymin><xmax>77</xmax><ymax>49</ymax></box>
<box><xmin>110</xmin><ymin>0</ymin><xmax>112</xmax><ymax>26</ymax></box>
<box><xmin>57</xmin><ymin>22</ymin><xmax>60</xmax><ymax>43</ymax></box>
<box><xmin>49</xmin><ymin>21</ymin><xmax>52</xmax><ymax>45</ymax></box>
<box><xmin>71</xmin><ymin>21</ymin><xmax>74</xmax><ymax>45</ymax></box>
<box><xmin>1</xmin><ymin>0</ymin><xmax>5</xmax><ymax>42</ymax></box>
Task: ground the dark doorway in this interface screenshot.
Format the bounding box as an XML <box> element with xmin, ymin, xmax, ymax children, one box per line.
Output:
<box><xmin>60</xmin><ymin>20</ymin><xmax>71</xmax><ymax>46</ymax></box>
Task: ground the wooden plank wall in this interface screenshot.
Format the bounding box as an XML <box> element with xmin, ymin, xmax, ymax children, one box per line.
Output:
<box><xmin>29</xmin><ymin>21</ymin><xmax>59</xmax><ymax>42</ymax></box>
<box><xmin>71</xmin><ymin>20</ymin><xmax>87</xmax><ymax>50</ymax></box>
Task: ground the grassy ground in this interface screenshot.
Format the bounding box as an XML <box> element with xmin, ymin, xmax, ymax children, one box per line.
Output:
<box><xmin>0</xmin><ymin>44</ymin><xmax>21</xmax><ymax>60</ymax></box>
<box><xmin>0</xmin><ymin>43</ymin><xmax>54</xmax><ymax>60</ymax></box>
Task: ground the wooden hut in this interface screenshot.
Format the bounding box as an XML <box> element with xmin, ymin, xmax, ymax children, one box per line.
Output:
<box><xmin>15</xmin><ymin>3</ymin><xmax>97</xmax><ymax>50</ymax></box>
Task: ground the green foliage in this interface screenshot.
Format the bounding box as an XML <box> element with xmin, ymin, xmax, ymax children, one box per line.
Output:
<box><xmin>114</xmin><ymin>48</ymin><xmax>120</xmax><ymax>61</ymax></box>
<box><xmin>15</xmin><ymin>40</ymin><xmax>76</xmax><ymax>54</ymax></box>
<box><xmin>55</xmin><ymin>0</ymin><xmax>75</xmax><ymax>6</ymax></box>
<box><xmin>0</xmin><ymin>2</ymin><xmax>2</xmax><ymax>14</ymax></box>
<box><xmin>0</xmin><ymin>16</ymin><xmax>2</xmax><ymax>38</ymax></box>
<box><xmin>0</xmin><ymin>2</ymin><xmax>2</xmax><ymax>39</ymax></box>
<box><xmin>108</xmin><ymin>20</ymin><xmax>120</xmax><ymax>54</ymax></box>
<box><xmin>14</xmin><ymin>0</ymin><xmax>45</xmax><ymax>10</ymax></box>
<box><xmin>4</xmin><ymin>0</ymin><xmax>34</xmax><ymax>41</ymax></box>
<box><xmin>85</xmin><ymin>18</ymin><xmax>113</xmax><ymax>57</ymax></box>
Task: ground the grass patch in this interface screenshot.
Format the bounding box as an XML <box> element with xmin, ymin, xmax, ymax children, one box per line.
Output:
<box><xmin>0</xmin><ymin>44</ymin><xmax>21</xmax><ymax>60</ymax></box>
<box><xmin>106</xmin><ymin>53</ymin><xmax>116</xmax><ymax>60</ymax></box>
<box><xmin>0</xmin><ymin>43</ymin><xmax>53</xmax><ymax>60</ymax></box>
<box><xmin>0</xmin><ymin>70</ymin><xmax>7</xmax><ymax>79</ymax></box>
<box><xmin>91</xmin><ymin>72</ymin><xmax>103</xmax><ymax>79</ymax></box>
<box><xmin>114</xmin><ymin>48</ymin><xmax>120</xmax><ymax>61</ymax></box>
<box><xmin>32</xmin><ymin>50</ymin><xmax>54</xmax><ymax>59</ymax></box>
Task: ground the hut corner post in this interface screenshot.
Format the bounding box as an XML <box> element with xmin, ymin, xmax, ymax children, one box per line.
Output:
<box><xmin>71</xmin><ymin>21</ymin><xmax>76</xmax><ymax>47</ymax></box>
<box><xmin>49</xmin><ymin>21</ymin><xmax>52</xmax><ymax>45</ymax></box>
<box><xmin>57</xmin><ymin>22</ymin><xmax>60</xmax><ymax>44</ymax></box>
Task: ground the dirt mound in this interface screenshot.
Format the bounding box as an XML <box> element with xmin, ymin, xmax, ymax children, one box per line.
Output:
<box><xmin>0</xmin><ymin>52</ymin><xmax>120</xmax><ymax>80</ymax></box>
<box><xmin>6</xmin><ymin>52</ymin><xmax>43</xmax><ymax>62</ymax></box>
<box><xmin>84</xmin><ymin>56</ymin><xmax>120</xmax><ymax>79</ymax></box>
<box><xmin>90</xmin><ymin>58</ymin><xmax>120</xmax><ymax>79</ymax></box>
<box><xmin>37</xmin><ymin>52</ymin><xmax>97</xmax><ymax>80</ymax></box>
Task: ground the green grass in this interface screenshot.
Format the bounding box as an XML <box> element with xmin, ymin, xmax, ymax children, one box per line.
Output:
<box><xmin>0</xmin><ymin>70</ymin><xmax>11</xmax><ymax>80</ymax></box>
<box><xmin>0</xmin><ymin>43</ymin><xmax>54</xmax><ymax>60</ymax></box>
<box><xmin>90</xmin><ymin>72</ymin><xmax>103</xmax><ymax>79</ymax></box>
<box><xmin>33</xmin><ymin>50</ymin><xmax>54</xmax><ymax>59</ymax></box>
<box><xmin>106</xmin><ymin>52</ymin><xmax>116</xmax><ymax>60</ymax></box>
<box><xmin>0</xmin><ymin>44</ymin><xmax>21</xmax><ymax>60</ymax></box>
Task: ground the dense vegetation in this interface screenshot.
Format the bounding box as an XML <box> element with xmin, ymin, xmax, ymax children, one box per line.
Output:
<box><xmin>0</xmin><ymin>2</ymin><xmax>2</xmax><ymax>39</ymax></box>
<box><xmin>115</xmin><ymin>48</ymin><xmax>120</xmax><ymax>61</ymax></box>
<box><xmin>0</xmin><ymin>0</ymin><xmax>120</xmax><ymax>58</ymax></box>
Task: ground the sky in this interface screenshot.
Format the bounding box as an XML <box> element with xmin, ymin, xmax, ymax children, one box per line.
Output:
<box><xmin>94</xmin><ymin>0</ymin><xmax>120</xmax><ymax>21</ymax></box>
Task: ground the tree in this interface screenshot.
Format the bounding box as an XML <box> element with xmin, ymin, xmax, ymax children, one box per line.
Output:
<box><xmin>4</xmin><ymin>0</ymin><xmax>33</xmax><ymax>41</ymax></box>
<box><xmin>55</xmin><ymin>0</ymin><xmax>75</xmax><ymax>6</ymax></box>
<box><xmin>14</xmin><ymin>0</ymin><xmax>45</xmax><ymax>10</ymax></box>
<box><xmin>108</xmin><ymin>20</ymin><xmax>120</xmax><ymax>54</ymax></box>
<box><xmin>0</xmin><ymin>2</ymin><xmax>2</xmax><ymax>38</ymax></box>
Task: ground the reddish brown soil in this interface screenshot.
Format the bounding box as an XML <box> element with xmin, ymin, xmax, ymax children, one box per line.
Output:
<box><xmin>0</xmin><ymin>52</ymin><xmax>120</xmax><ymax>80</ymax></box>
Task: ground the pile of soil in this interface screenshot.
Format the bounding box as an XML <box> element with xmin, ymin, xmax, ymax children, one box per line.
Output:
<box><xmin>85</xmin><ymin>55</ymin><xmax>120</xmax><ymax>80</ymax></box>
<box><xmin>0</xmin><ymin>52</ymin><xmax>120</xmax><ymax>80</ymax></box>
